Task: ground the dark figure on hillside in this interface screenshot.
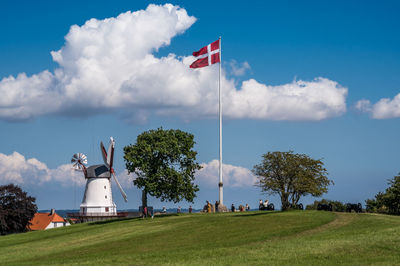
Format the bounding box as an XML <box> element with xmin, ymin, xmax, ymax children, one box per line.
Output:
<box><xmin>215</xmin><ymin>201</ymin><xmax>219</xmax><ymax>212</ymax></box>
<box><xmin>162</xmin><ymin>206</ymin><xmax>167</xmax><ymax>213</ymax></box>
<box><xmin>245</xmin><ymin>204</ymin><xmax>250</xmax><ymax>211</ymax></box>
<box><xmin>143</xmin><ymin>206</ymin><xmax>148</xmax><ymax>218</ymax></box>
<box><xmin>317</xmin><ymin>203</ymin><xmax>333</xmax><ymax>211</ymax></box>
<box><xmin>290</xmin><ymin>203</ymin><xmax>304</xmax><ymax>210</ymax></box>
<box><xmin>231</xmin><ymin>204</ymin><xmax>236</xmax><ymax>212</ymax></box>
<box><xmin>177</xmin><ymin>206</ymin><xmax>181</xmax><ymax>213</ymax></box>
<box><xmin>346</xmin><ymin>203</ymin><xmax>362</xmax><ymax>213</ymax></box>
<box><xmin>189</xmin><ymin>205</ymin><xmax>193</xmax><ymax>213</ymax></box>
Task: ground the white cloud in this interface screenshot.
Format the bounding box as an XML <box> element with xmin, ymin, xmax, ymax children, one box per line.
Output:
<box><xmin>51</xmin><ymin>164</ymin><xmax>86</xmax><ymax>186</ymax></box>
<box><xmin>0</xmin><ymin>151</ymin><xmax>135</xmax><ymax>190</ymax></box>
<box><xmin>229</xmin><ymin>60</ymin><xmax>251</xmax><ymax>76</ymax></box>
<box><xmin>355</xmin><ymin>99</ymin><xmax>372</xmax><ymax>113</ymax></box>
<box><xmin>0</xmin><ymin>152</ymin><xmax>84</xmax><ymax>186</ymax></box>
<box><xmin>0</xmin><ymin>152</ymin><xmax>134</xmax><ymax>189</ymax></box>
<box><xmin>356</xmin><ymin>94</ymin><xmax>400</xmax><ymax>119</ymax></box>
<box><xmin>114</xmin><ymin>169</ymin><xmax>136</xmax><ymax>188</ymax></box>
<box><xmin>0</xmin><ymin>4</ymin><xmax>347</xmax><ymax>122</ymax></box>
<box><xmin>225</xmin><ymin>77</ymin><xmax>347</xmax><ymax>120</ymax></box>
<box><xmin>196</xmin><ymin>160</ymin><xmax>257</xmax><ymax>187</ymax></box>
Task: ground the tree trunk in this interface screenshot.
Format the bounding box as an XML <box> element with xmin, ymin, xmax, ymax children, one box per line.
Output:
<box><xmin>280</xmin><ymin>192</ymin><xmax>290</xmax><ymax>211</ymax></box>
<box><xmin>142</xmin><ymin>189</ymin><xmax>147</xmax><ymax>207</ymax></box>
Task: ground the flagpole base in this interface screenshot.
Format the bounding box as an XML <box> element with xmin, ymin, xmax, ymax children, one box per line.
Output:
<box><xmin>217</xmin><ymin>204</ymin><xmax>228</xmax><ymax>212</ymax></box>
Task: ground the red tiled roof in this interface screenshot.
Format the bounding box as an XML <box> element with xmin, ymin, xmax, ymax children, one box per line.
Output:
<box><xmin>28</xmin><ymin>212</ymin><xmax>66</xmax><ymax>230</ymax></box>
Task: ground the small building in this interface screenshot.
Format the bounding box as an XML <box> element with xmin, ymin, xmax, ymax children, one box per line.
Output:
<box><xmin>28</xmin><ymin>209</ymin><xmax>70</xmax><ymax>231</ymax></box>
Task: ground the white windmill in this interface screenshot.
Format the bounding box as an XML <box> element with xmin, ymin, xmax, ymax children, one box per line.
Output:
<box><xmin>71</xmin><ymin>137</ymin><xmax>127</xmax><ymax>216</ymax></box>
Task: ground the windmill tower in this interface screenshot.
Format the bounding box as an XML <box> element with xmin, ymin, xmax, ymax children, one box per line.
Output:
<box><xmin>71</xmin><ymin>137</ymin><xmax>127</xmax><ymax>217</ymax></box>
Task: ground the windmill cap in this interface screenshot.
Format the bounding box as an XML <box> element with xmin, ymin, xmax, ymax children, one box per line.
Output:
<box><xmin>86</xmin><ymin>165</ymin><xmax>110</xmax><ymax>178</ymax></box>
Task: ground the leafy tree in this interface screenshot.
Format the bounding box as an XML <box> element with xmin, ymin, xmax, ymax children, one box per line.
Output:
<box><xmin>383</xmin><ymin>175</ymin><xmax>400</xmax><ymax>214</ymax></box>
<box><xmin>124</xmin><ymin>128</ymin><xmax>202</xmax><ymax>207</ymax></box>
<box><xmin>253</xmin><ymin>151</ymin><xmax>333</xmax><ymax>211</ymax></box>
<box><xmin>0</xmin><ymin>184</ymin><xmax>37</xmax><ymax>235</ymax></box>
<box><xmin>366</xmin><ymin>175</ymin><xmax>400</xmax><ymax>215</ymax></box>
<box><xmin>365</xmin><ymin>192</ymin><xmax>386</xmax><ymax>213</ymax></box>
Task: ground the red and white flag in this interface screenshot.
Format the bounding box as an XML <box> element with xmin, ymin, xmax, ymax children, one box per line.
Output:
<box><xmin>190</xmin><ymin>39</ymin><xmax>220</xmax><ymax>68</ymax></box>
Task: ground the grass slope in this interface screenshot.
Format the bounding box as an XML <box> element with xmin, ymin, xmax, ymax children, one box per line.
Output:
<box><xmin>1</xmin><ymin>211</ymin><xmax>399</xmax><ymax>265</ymax></box>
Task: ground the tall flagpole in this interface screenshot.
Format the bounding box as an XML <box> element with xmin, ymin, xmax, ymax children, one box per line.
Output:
<box><xmin>218</xmin><ymin>36</ymin><xmax>223</xmax><ymax>206</ymax></box>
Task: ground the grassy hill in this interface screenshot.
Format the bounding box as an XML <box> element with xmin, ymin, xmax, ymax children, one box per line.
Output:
<box><xmin>1</xmin><ymin>211</ymin><xmax>399</xmax><ymax>265</ymax></box>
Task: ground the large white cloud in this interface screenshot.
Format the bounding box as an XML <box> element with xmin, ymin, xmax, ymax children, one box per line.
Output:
<box><xmin>225</xmin><ymin>78</ymin><xmax>347</xmax><ymax>120</ymax></box>
<box><xmin>196</xmin><ymin>160</ymin><xmax>257</xmax><ymax>187</ymax></box>
<box><xmin>0</xmin><ymin>3</ymin><xmax>347</xmax><ymax>122</ymax></box>
<box><xmin>0</xmin><ymin>152</ymin><xmax>135</xmax><ymax>189</ymax></box>
<box><xmin>0</xmin><ymin>152</ymin><xmax>84</xmax><ymax>186</ymax></box>
<box><xmin>356</xmin><ymin>94</ymin><xmax>400</xmax><ymax>119</ymax></box>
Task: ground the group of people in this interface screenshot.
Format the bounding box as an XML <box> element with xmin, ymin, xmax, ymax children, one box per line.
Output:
<box><xmin>161</xmin><ymin>205</ymin><xmax>192</xmax><ymax>214</ymax></box>
<box><xmin>203</xmin><ymin>200</ymin><xmax>220</xmax><ymax>213</ymax></box>
<box><xmin>142</xmin><ymin>206</ymin><xmax>154</xmax><ymax>219</ymax></box>
<box><xmin>259</xmin><ymin>199</ymin><xmax>269</xmax><ymax>209</ymax></box>
<box><xmin>157</xmin><ymin>199</ymin><xmax>268</xmax><ymax>215</ymax></box>
<box><xmin>176</xmin><ymin>206</ymin><xmax>193</xmax><ymax>213</ymax></box>
<box><xmin>231</xmin><ymin>203</ymin><xmax>251</xmax><ymax>212</ymax></box>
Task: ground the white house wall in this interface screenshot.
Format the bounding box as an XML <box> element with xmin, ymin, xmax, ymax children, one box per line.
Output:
<box><xmin>45</xmin><ymin>221</ymin><xmax>70</xmax><ymax>230</ymax></box>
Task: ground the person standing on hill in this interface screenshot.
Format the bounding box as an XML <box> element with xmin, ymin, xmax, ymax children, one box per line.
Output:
<box><xmin>189</xmin><ymin>205</ymin><xmax>193</xmax><ymax>213</ymax></box>
<box><xmin>215</xmin><ymin>201</ymin><xmax>219</xmax><ymax>212</ymax></box>
<box><xmin>231</xmin><ymin>204</ymin><xmax>236</xmax><ymax>212</ymax></box>
<box><xmin>207</xmin><ymin>201</ymin><xmax>212</xmax><ymax>213</ymax></box>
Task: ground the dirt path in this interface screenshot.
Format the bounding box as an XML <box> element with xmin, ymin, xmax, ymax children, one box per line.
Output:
<box><xmin>296</xmin><ymin>212</ymin><xmax>356</xmax><ymax>237</ymax></box>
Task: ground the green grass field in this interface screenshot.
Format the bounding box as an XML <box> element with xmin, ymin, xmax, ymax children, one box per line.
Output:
<box><xmin>1</xmin><ymin>211</ymin><xmax>399</xmax><ymax>265</ymax></box>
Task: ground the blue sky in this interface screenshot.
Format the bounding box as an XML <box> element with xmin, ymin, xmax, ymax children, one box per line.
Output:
<box><xmin>0</xmin><ymin>0</ymin><xmax>400</xmax><ymax>210</ymax></box>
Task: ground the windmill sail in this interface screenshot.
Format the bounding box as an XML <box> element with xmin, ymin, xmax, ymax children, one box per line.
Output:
<box><xmin>112</xmin><ymin>172</ymin><xmax>128</xmax><ymax>202</ymax></box>
<box><xmin>108</xmin><ymin>137</ymin><xmax>115</xmax><ymax>170</ymax></box>
<box><xmin>100</xmin><ymin>141</ymin><xmax>109</xmax><ymax>168</ymax></box>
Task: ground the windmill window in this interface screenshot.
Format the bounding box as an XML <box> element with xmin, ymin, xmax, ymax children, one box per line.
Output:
<box><xmin>105</xmin><ymin>195</ymin><xmax>107</xmax><ymax>199</ymax></box>
<box><xmin>105</xmin><ymin>207</ymin><xmax>109</xmax><ymax>212</ymax></box>
<box><xmin>104</xmin><ymin>186</ymin><xmax>106</xmax><ymax>189</ymax></box>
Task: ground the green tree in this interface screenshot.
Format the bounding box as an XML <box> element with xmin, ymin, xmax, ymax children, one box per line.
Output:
<box><xmin>366</xmin><ymin>175</ymin><xmax>400</xmax><ymax>215</ymax></box>
<box><xmin>383</xmin><ymin>175</ymin><xmax>400</xmax><ymax>214</ymax></box>
<box><xmin>0</xmin><ymin>184</ymin><xmax>37</xmax><ymax>235</ymax></box>
<box><xmin>124</xmin><ymin>128</ymin><xmax>202</xmax><ymax>207</ymax></box>
<box><xmin>253</xmin><ymin>151</ymin><xmax>333</xmax><ymax>211</ymax></box>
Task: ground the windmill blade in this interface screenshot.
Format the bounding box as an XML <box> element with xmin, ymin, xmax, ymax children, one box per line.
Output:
<box><xmin>107</xmin><ymin>137</ymin><xmax>115</xmax><ymax>168</ymax></box>
<box><xmin>72</xmin><ymin>162</ymin><xmax>81</xmax><ymax>170</ymax></box>
<box><xmin>108</xmin><ymin>137</ymin><xmax>115</xmax><ymax>170</ymax></box>
<box><xmin>112</xmin><ymin>171</ymin><xmax>128</xmax><ymax>202</ymax></box>
<box><xmin>100</xmin><ymin>141</ymin><xmax>109</xmax><ymax>168</ymax></box>
<box><xmin>78</xmin><ymin>153</ymin><xmax>87</xmax><ymax>165</ymax></box>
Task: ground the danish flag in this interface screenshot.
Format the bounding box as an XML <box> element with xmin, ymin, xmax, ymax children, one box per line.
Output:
<box><xmin>190</xmin><ymin>39</ymin><xmax>220</xmax><ymax>68</ymax></box>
